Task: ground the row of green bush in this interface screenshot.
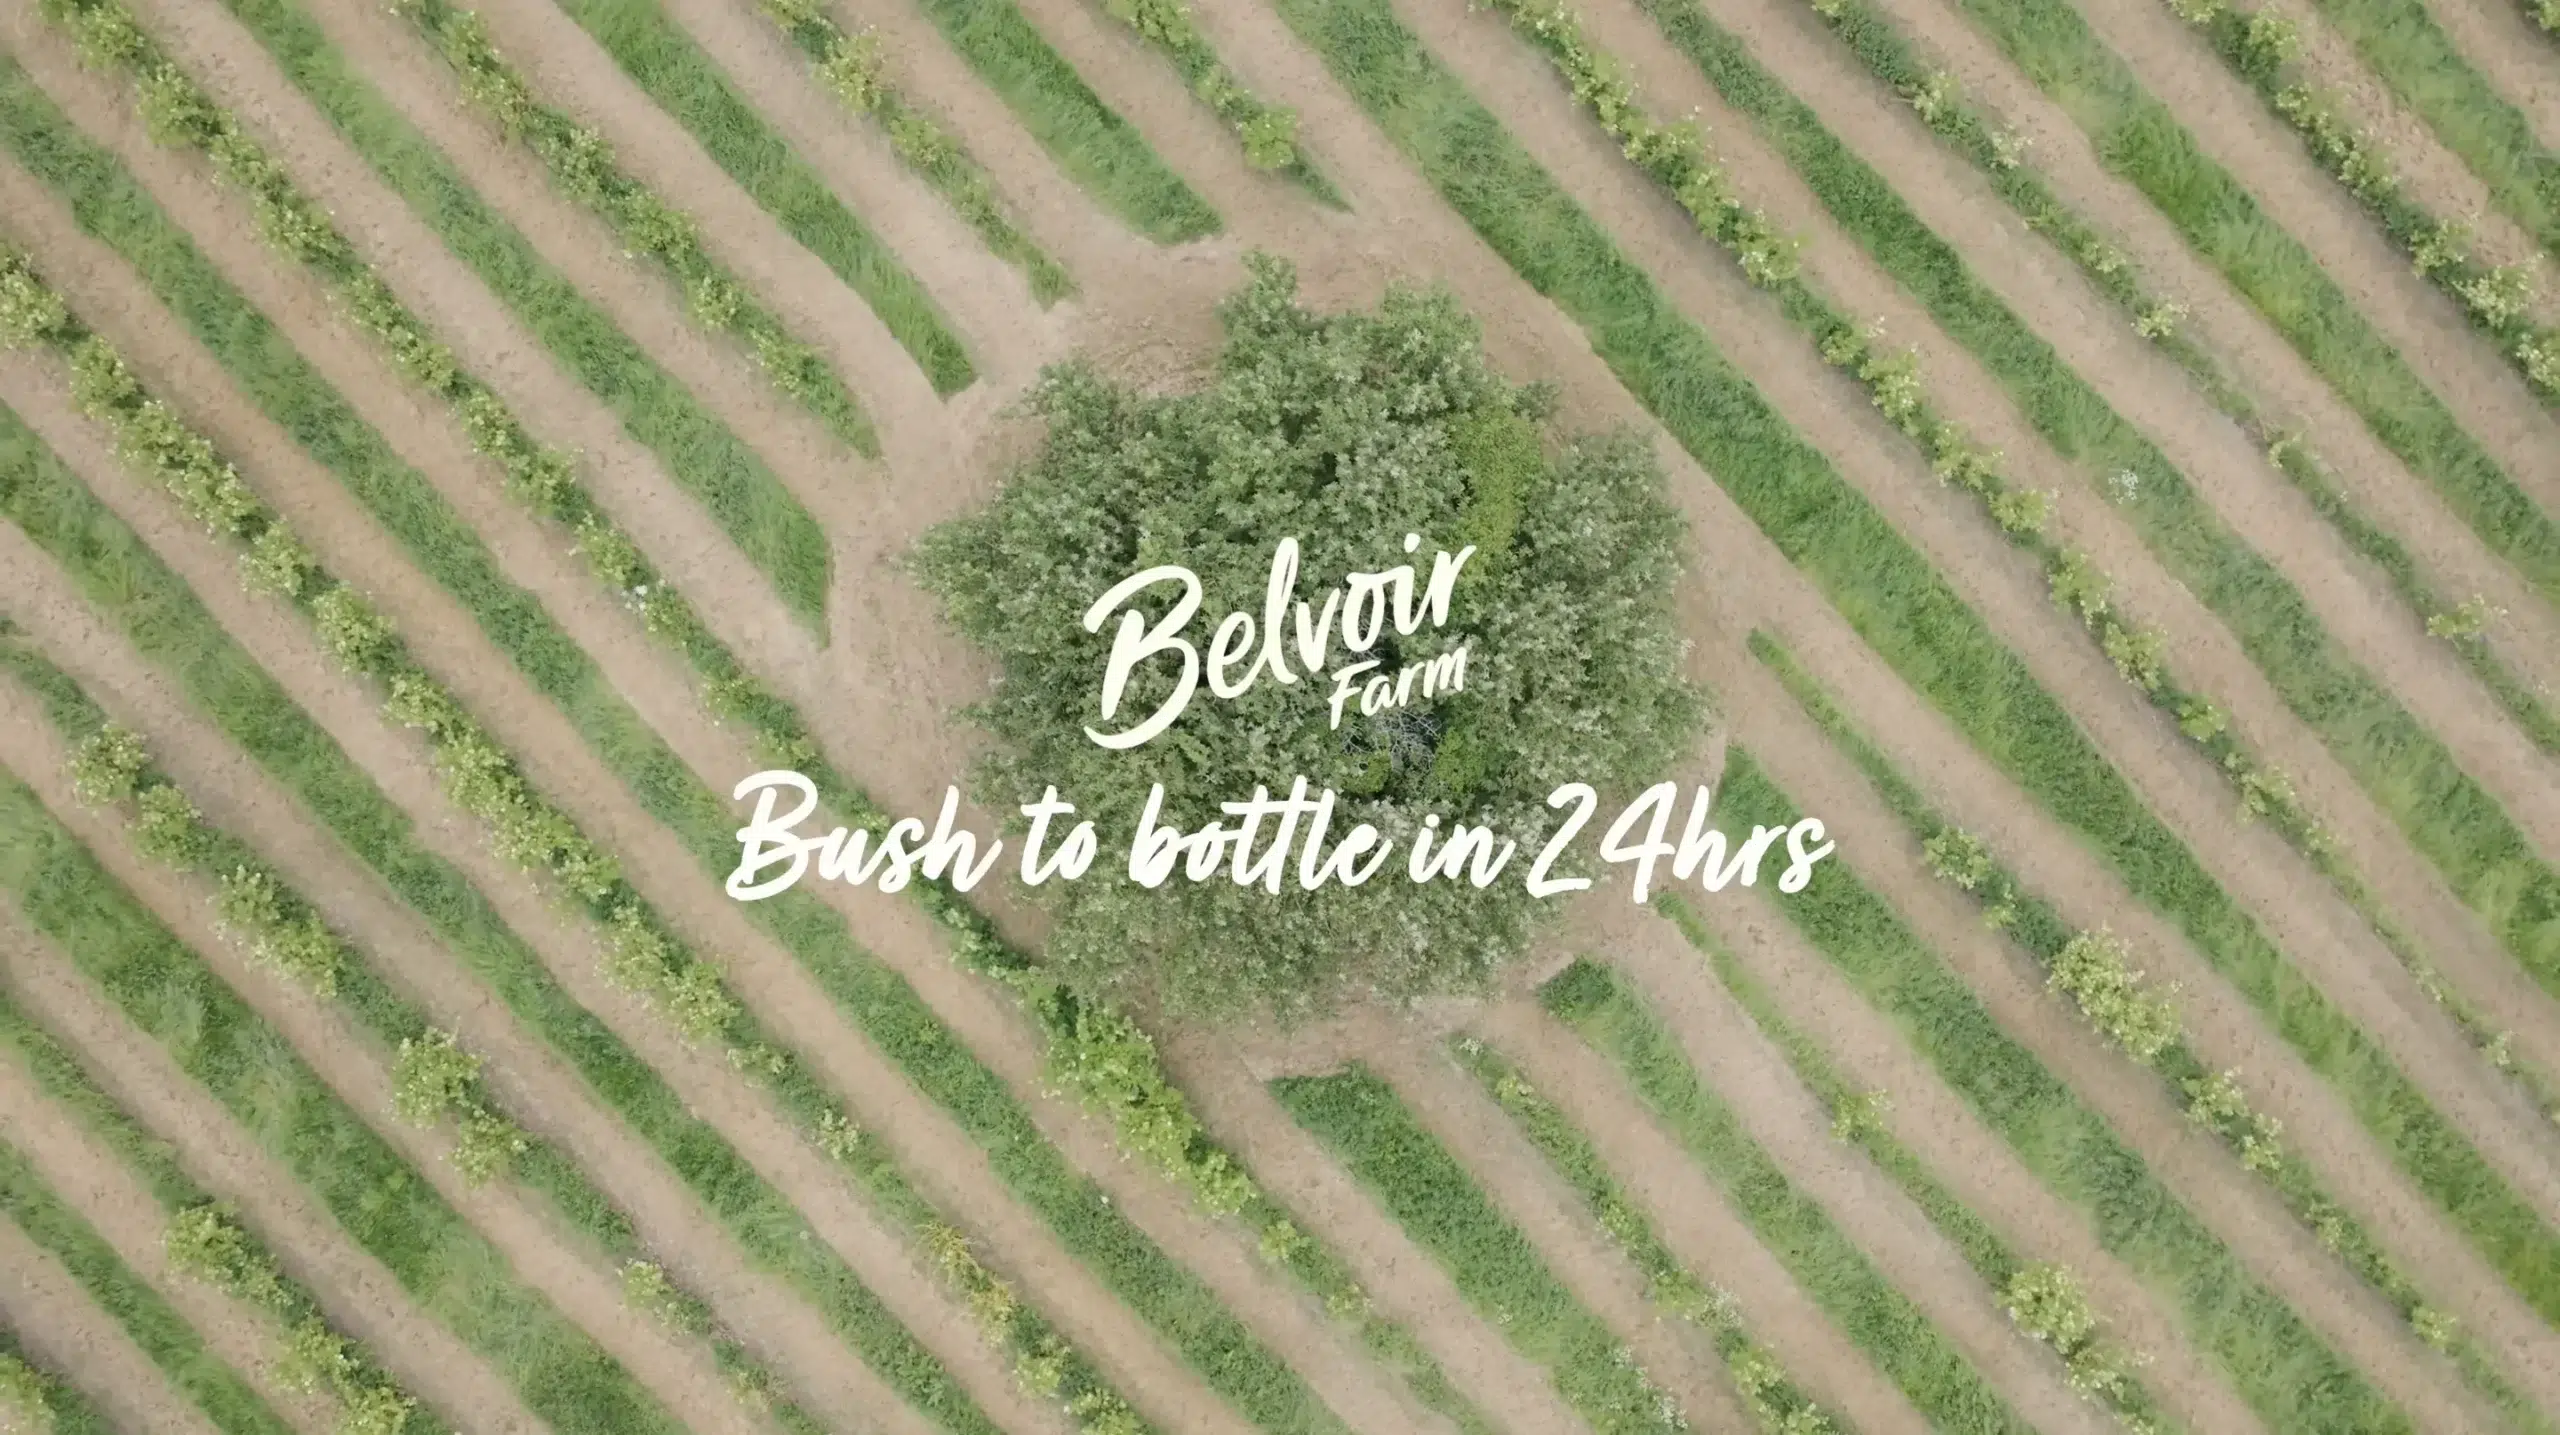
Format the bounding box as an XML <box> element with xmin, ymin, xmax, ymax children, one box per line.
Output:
<box><xmin>62</xmin><ymin>10</ymin><xmax>1493</xmax><ymax>1429</ymax></box>
<box><xmin>1538</xmin><ymin>960</ymin><xmax>2038</xmax><ymax>1434</ymax></box>
<box><xmin>1750</xmin><ymin>631</ymin><xmax>2550</xmax><ymax>1430</ymax></box>
<box><xmin>387</xmin><ymin>0</ymin><xmax>900</xmax><ymax>433</ymax></box>
<box><xmin>1616</xmin><ymin>0</ymin><xmax>2560</xmax><ymax>1071</ymax></box>
<box><xmin>1271</xmin><ymin>1066</ymin><xmax>1696</xmax><ymax>1435</ymax></box>
<box><xmin>1262</xmin><ymin>0</ymin><xmax>2560</xmax><ymax>1378</ymax></box>
<box><xmin>0</xmin><ymin>225</ymin><xmax>1166</xmax><ymax>1435</ymax></box>
<box><xmin>35</xmin><ymin>0</ymin><xmax>833</xmax><ymax>635</ymax></box>
<box><xmin>1787</xmin><ymin>0</ymin><xmax>2560</xmax><ymax>761</ymax></box>
<box><xmin>2162</xmin><ymin>0</ymin><xmax>2559</xmax><ymax>408</ymax></box>
<box><xmin>2292</xmin><ymin>0</ymin><xmax>2560</xmax><ymax>258</ymax></box>
<box><xmin>0</xmin><ymin>689</ymin><xmax>684</xmax><ymax>1435</ymax></box>
<box><xmin>30</xmin><ymin>665</ymin><xmax>842</xmax><ymax>1435</ymax></box>
<box><xmin>749</xmin><ymin>0</ymin><xmax>1072</xmax><ymax>302</ymax></box>
<box><xmin>1657</xmin><ymin>910</ymin><xmax>2181</xmax><ymax>1435</ymax></box>
<box><xmin>1936</xmin><ymin>0</ymin><xmax>2560</xmax><ymax>656</ymax></box>
<box><xmin>1082</xmin><ymin>0</ymin><xmax>1337</xmax><ymax>201</ymax></box>
<box><xmin>1782</xmin><ymin>0</ymin><xmax>2560</xmax><ymax>1130</ymax></box>
<box><xmin>532</xmin><ymin>0</ymin><xmax>981</xmax><ymax>395</ymax></box>
<box><xmin>1444</xmin><ymin>1037</ymin><xmax>1851</xmax><ymax>1435</ymax></box>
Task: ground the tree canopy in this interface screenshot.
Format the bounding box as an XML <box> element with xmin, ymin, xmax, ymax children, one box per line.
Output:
<box><xmin>917</xmin><ymin>256</ymin><xmax>1700</xmax><ymax>1018</ymax></box>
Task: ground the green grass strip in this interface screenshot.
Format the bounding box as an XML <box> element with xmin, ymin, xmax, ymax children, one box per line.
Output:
<box><xmin>542</xmin><ymin>0</ymin><xmax>975</xmax><ymax>394</ymax></box>
<box><xmin>1634</xmin><ymin>0</ymin><xmax>2560</xmax><ymax>1023</ymax></box>
<box><xmin>0</xmin><ymin>1324</ymin><xmax>117</xmax><ymax>1435</ymax></box>
<box><xmin>1800</xmin><ymin>0</ymin><xmax>2560</xmax><ymax>759</ymax></box>
<box><xmin>1443</xmin><ymin>1036</ymin><xmax>1864</xmax><ymax>1435</ymax></box>
<box><xmin>1943</xmin><ymin>0</ymin><xmax>2560</xmax><ymax>608</ymax></box>
<box><xmin>0</xmin><ymin>404</ymin><xmax>994</xmax><ymax>1435</ymax></box>
<box><xmin>1616</xmin><ymin>917</ymin><xmax>2187</xmax><ymax>1435</ymax></box>
<box><xmin>81</xmin><ymin>13</ymin><xmax>1491</xmax><ymax>1430</ymax></box>
<box><xmin>1696</xmin><ymin>746</ymin><xmax>2457</xmax><ymax>1431</ymax></box>
<box><xmin>1748</xmin><ymin>628</ymin><xmax>2550</xmax><ymax>1428</ymax></box>
<box><xmin>2303</xmin><ymin>0</ymin><xmax>2560</xmax><ymax>256</ymax></box>
<box><xmin>0</xmin><ymin>770</ymin><xmax>685</xmax><ymax>1435</ymax></box>
<box><xmin>1268</xmin><ymin>0</ymin><xmax>2560</xmax><ymax>1327</ymax></box>
<box><xmin>1535</xmin><ymin>961</ymin><xmax>2034</xmax><ymax>1435</ymax></box>
<box><xmin>0</xmin><ymin>637</ymin><xmax>880</xmax><ymax>1435</ymax></box>
<box><xmin>0</xmin><ymin>964</ymin><xmax>463</xmax><ymax>1435</ymax></box>
<box><xmin>0</xmin><ymin>109</ymin><xmax>1337</xmax><ymax>1435</ymax></box>
<box><xmin>904</xmin><ymin>0</ymin><xmax>1220</xmax><ymax>242</ymax></box>
<box><xmin>1269</xmin><ymin>1067</ymin><xmax>1697</xmax><ymax>1435</ymax></box>
<box><xmin>754</xmin><ymin>3</ymin><xmax>1073</xmax><ymax>303</ymax></box>
<box><xmin>0</xmin><ymin>1139</ymin><xmax>291</xmax><ymax>1435</ymax></box>
<box><xmin>55</xmin><ymin>0</ymin><xmax>836</xmax><ymax>637</ymax></box>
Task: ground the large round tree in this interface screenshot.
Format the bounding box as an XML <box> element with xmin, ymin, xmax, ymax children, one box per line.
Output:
<box><xmin>917</xmin><ymin>257</ymin><xmax>1700</xmax><ymax>1019</ymax></box>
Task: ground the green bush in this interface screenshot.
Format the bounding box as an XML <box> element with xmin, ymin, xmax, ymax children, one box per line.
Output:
<box><xmin>0</xmin><ymin>1351</ymin><xmax>51</xmax><ymax>1434</ymax></box>
<box><xmin>917</xmin><ymin>257</ymin><xmax>1700</xmax><ymax>1016</ymax></box>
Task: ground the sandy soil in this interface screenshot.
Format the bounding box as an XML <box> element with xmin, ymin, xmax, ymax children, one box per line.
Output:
<box><xmin>1721</xmin><ymin>595</ymin><xmax>2560</xmax><ymax>1414</ymax></box>
<box><xmin>0</xmin><ymin>79</ymin><xmax>1442</xmax><ymax>1435</ymax></box>
<box><xmin>2408</xmin><ymin>0</ymin><xmax>2560</xmax><ymax>166</ymax></box>
<box><xmin>0</xmin><ymin>1199</ymin><xmax>228</xmax><ymax>1435</ymax></box>
<box><xmin>1395</xmin><ymin>0</ymin><xmax>2560</xmax><ymax>1220</ymax></box>
<box><xmin>1364</xmin><ymin>1037</ymin><xmax>1763</xmax><ymax>1435</ymax></box>
<box><xmin>1681</xmin><ymin>0</ymin><xmax>2560</xmax><ymax>862</ymax></box>
<box><xmin>1938</xmin><ymin>0</ymin><xmax>2560</xmax><ymax>518</ymax></box>
<box><xmin>2266</xmin><ymin>0</ymin><xmax>2560</xmax><ymax>326</ymax></box>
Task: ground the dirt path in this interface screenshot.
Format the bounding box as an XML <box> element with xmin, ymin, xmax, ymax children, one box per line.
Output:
<box><xmin>0</xmin><ymin>951</ymin><xmax>338</xmax><ymax>1435</ymax></box>
<box><xmin>1718</xmin><ymin>597</ymin><xmax>2560</xmax><ymax>1418</ymax></box>
<box><xmin>1390</xmin><ymin>0</ymin><xmax>2560</xmax><ymax>1213</ymax></box>
<box><xmin>0</xmin><ymin>538</ymin><xmax>774</xmax><ymax>1435</ymax></box>
<box><xmin>1152</xmin><ymin>1040</ymin><xmax>1589</xmax><ymax>1435</ymax></box>
<box><xmin>0</xmin><ymin>1198</ymin><xmax>228</xmax><ymax>1435</ymax></box>
<box><xmin>1919</xmin><ymin>0</ymin><xmax>2560</xmax><ymax>518</ymax></box>
<box><xmin>1584</xmin><ymin>0</ymin><xmax>2560</xmax><ymax>1182</ymax></box>
<box><xmin>2408</xmin><ymin>0</ymin><xmax>2560</xmax><ymax>164</ymax></box>
<box><xmin>0</xmin><ymin>584</ymin><xmax>974</xmax><ymax>1435</ymax></box>
<box><xmin>1468</xmin><ymin>998</ymin><xmax>1951</xmax><ymax>1435</ymax></box>
<box><xmin>444</xmin><ymin>0</ymin><xmax>952</xmax><ymax>434</ymax></box>
<box><xmin>2269</xmin><ymin>0</ymin><xmax>2560</xmax><ymax>326</ymax></box>
<box><xmin>1361</xmin><ymin>1035</ymin><xmax>1825</xmax><ymax>1435</ymax></box>
<box><xmin>0</xmin><ymin>313</ymin><xmax>1093</xmax><ymax>1435</ymax></box>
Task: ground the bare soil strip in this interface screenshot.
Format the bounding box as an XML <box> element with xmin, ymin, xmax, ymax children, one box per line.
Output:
<box><xmin>0</xmin><ymin>602</ymin><xmax>953</xmax><ymax>1435</ymax></box>
<box><xmin>1575</xmin><ymin>0</ymin><xmax>2560</xmax><ymax>1157</ymax></box>
<box><xmin>0</xmin><ymin>540</ymin><xmax>785</xmax><ymax>1435</ymax></box>
<box><xmin>0</xmin><ymin>329</ymin><xmax>1078</xmax><ymax>1435</ymax></box>
<box><xmin>1716</xmin><ymin>647</ymin><xmax>2527</xmax><ymax>1421</ymax></box>
<box><xmin>1725</xmin><ymin>602</ymin><xmax>2560</xmax><ymax>1415</ymax></box>
<box><xmin>1943</xmin><ymin>0</ymin><xmax>2560</xmax><ymax>515</ymax></box>
<box><xmin>0</xmin><ymin>109</ymin><xmax>1421</xmax><ymax>1435</ymax></box>
<box><xmin>2411</xmin><ymin>0</ymin><xmax>2560</xmax><ymax>155</ymax></box>
<box><xmin>1358</xmin><ymin>1037</ymin><xmax>1764</xmax><ymax>1435</ymax></box>
<box><xmin>1390</xmin><ymin>0</ymin><xmax>2560</xmax><ymax>1213</ymax></box>
<box><xmin>647</xmin><ymin>0</ymin><xmax>1069</xmax><ymax>375</ymax></box>
<box><xmin>0</xmin><ymin>1201</ymin><xmax>228</xmax><ymax>1435</ymax></box>
<box><xmin>1154</xmin><ymin>1040</ymin><xmax>1586</xmax><ymax>1435</ymax></box>
<box><xmin>434</xmin><ymin>0</ymin><xmax>952</xmax><ymax>435</ymax></box>
<box><xmin>2272</xmin><ymin>0</ymin><xmax>2560</xmax><ymax>327</ymax></box>
<box><xmin>1469</xmin><ymin>997</ymin><xmax>1954</xmax><ymax>1435</ymax></box>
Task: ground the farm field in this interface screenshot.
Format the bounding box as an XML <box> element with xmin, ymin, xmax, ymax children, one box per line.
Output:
<box><xmin>1</xmin><ymin>0</ymin><xmax>2558</xmax><ymax>1431</ymax></box>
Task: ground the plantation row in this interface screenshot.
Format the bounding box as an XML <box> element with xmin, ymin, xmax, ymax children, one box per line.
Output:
<box><xmin>0</xmin><ymin>0</ymin><xmax>2555</xmax><ymax>1434</ymax></box>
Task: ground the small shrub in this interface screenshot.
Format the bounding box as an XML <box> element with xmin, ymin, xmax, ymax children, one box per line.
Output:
<box><xmin>2426</xmin><ymin>594</ymin><xmax>2503</xmax><ymax>642</ymax></box>
<box><xmin>239</xmin><ymin>525</ymin><xmax>320</xmax><ymax>598</ymax></box>
<box><xmin>2047</xmin><ymin>929</ymin><xmax>2182</xmax><ymax>1064</ymax></box>
<box><xmin>1829</xmin><ymin>1088</ymin><xmax>1890</xmax><ymax>1142</ymax></box>
<box><xmin>2133</xmin><ymin>300</ymin><xmax>2185</xmax><ymax>340</ymax></box>
<box><xmin>1921</xmin><ymin>827</ymin><xmax>1994</xmax><ymax>890</ymax></box>
<box><xmin>67</xmin><ymin>724</ymin><xmax>148</xmax><ymax>806</ymax></box>
<box><xmin>450</xmin><ymin>1108</ymin><xmax>528</xmax><ymax>1186</ymax></box>
<box><xmin>0</xmin><ymin>1351</ymin><xmax>52</xmax><ymax>1434</ymax></box>
<box><xmin>311</xmin><ymin>587</ymin><xmax>398</xmax><ymax>674</ymax></box>
<box><xmin>164</xmin><ymin>1203</ymin><xmax>288</xmax><ymax>1310</ymax></box>
<box><xmin>619</xmin><ymin>1260</ymin><xmax>704</xmax><ymax>1333</ymax></box>
<box><xmin>131</xmin><ymin>782</ymin><xmax>212</xmax><ymax>867</ymax></box>
<box><xmin>391</xmin><ymin>1029</ymin><xmax>480</xmax><ymax>1126</ymax></box>
<box><xmin>2049</xmin><ymin>550</ymin><xmax>2111</xmax><ymax>624</ymax></box>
